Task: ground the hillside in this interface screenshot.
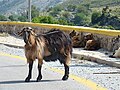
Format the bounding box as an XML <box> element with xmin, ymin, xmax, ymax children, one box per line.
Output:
<box><xmin>59</xmin><ymin>0</ymin><xmax>120</xmax><ymax>8</ymax></box>
<box><xmin>0</xmin><ymin>0</ymin><xmax>120</xmax><ymax>30</ymax></box>
<box><xmin>1</xmin><ymin>0</ymin><xmax>120</xmax><ymax>16</ymax></box>
<box><xmin>55</xmin><ymin>0</ymin><xmax>120</xmax><ymax>18</ymax></box>
<box><xmin>42</xmin><ymin>0</ymin><xmax>120</xmax><ymax>30</ymax></box>
<box><xmin>0</xmin><ymin>0</ymin><xmax>65</xmax><ymax>15</ymax></box>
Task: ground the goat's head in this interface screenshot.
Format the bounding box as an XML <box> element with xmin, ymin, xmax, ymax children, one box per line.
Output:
<box><xmin>18</xmin><ymin>27</ymin><xmax>36</xmax><ymax>46</ymax></box>
<box><xmin>84</xmin><ymin>33</ymin><xmax>93</xmax><ymax>41</ymax></box>
<box><xmin>69</xmin><ymin>30</ymin><xmax>77</xmax><ymax>38</ymax></box>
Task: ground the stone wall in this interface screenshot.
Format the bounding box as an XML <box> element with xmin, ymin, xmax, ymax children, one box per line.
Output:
<box><xmin>0</xmin><ymin>22</ymin><xmax>120</xmax><ymax>52</ymax></box>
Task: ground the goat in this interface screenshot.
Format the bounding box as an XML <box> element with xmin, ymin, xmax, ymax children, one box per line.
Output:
<box><xmin>69</xmin><ymin>30</ymin><xmax>85</xmax><ymax>48</ymax></box>
<box><xmin>18</xmin><ymin>27</ymin><xmax>72</xmax><ymax>82</ymax></box>
<box><xmin>84</xmin><ymin>33</ymin><xmax>100</xmax><ymax>50</ymax></box>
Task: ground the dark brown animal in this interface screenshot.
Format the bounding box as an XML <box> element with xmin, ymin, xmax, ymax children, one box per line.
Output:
<box><xmin>84</xmin><ymin>33</ymin><xmax>100</xmax><ymax>50</ymax></box>
<box><xmin>69</xmin><ymin>30</ymin><xmax>85</xmax><ymax>48</ymax></box>
<box><xmin>69</xmin><ymin>30</ymin><xmax>77</xmax><ymax>38</ymax></box>
<box><xmin>18</xmin><ymin>27</ymin><xmax>72</xmax><ymax>82</ymax></box>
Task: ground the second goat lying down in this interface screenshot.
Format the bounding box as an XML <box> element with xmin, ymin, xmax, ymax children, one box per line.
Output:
<box><xmin>69</xmin><ymin>30</ymin><xmax>85</xmax><ymax>48</ymax></box>
<box><xmin>18</xmin><ymin>27</ymin><xmax>72</xmax><ymax>82</ymax></box>
<box><xmin>84</xmin><ymin>33</ymin><xmax>100</xmax><ymax>50</ymax></box>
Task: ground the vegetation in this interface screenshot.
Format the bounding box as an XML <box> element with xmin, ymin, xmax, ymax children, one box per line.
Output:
<box><xmin>32</xmin><ymin>16</ymin><xmax>58</xmax><ymax>24</ymax></box>
<box><xmin>0</xmin><ymin>15</ymin><xmax>7</xmax><ymax>21</ymax></box>
<box><xmin>1</xmin><ymin>0</ymin><xmax>120</xmax><ymax>30</ymax></box>
<box><xmin>91</xmin><ymin>6</ymin><xmax>120</xmax><ymax>29</ymax></box>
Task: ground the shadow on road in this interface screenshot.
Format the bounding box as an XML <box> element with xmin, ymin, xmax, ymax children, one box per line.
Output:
<box><xmin>40</xmin><ymin>79</ymin><xmax>62</xmax><ymax>82</ymax></box>
<box><xmin>0</xmin><ymin>79</ymin><xmax>62</xmax><ymax>84</ymax></box>
<box><xmin>0</xmin><ymin>80</ymin><xmax>27</xmax><ymax>84</ymax></box>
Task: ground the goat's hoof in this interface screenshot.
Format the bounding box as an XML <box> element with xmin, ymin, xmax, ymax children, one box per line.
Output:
<box><xmin>25</xmin><ymin>77</ymin><xmax>31</xmax><ymax>82</ymax></box>
<box><xmin>62</xmin><ymin>75</ymin><xmax>69</xmax><ymax>81</ymax></box>
<box><xmin>36</xmin><ymin>76</ymin><xmax>42</xmax><ymax>82</ymax></box>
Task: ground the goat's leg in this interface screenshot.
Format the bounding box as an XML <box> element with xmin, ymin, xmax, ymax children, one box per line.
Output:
<box><xmin>25</xmin><ymin>61</ymin><xmax>33</xmax><ymax>82</ymax></box>
<box><xmin>62</xmin><ymin>53</ymin><xmax>71</xmax><ymax>80</ymax></box>
<box><xmin>36</xmin><ymin>64</ymin><xmax>42</xmax><ymax>82</ymax></box>
<box><xmin>36</xmin><ymin>60</ymin><xmax>43</xmax><ymax>82</ymax></box>
<box><xmin>62</xmin><ymin>63</ymin><xmax>69</xmax><ymax>80</ymax></box>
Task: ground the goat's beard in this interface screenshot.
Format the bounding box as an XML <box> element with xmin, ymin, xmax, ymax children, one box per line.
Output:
<box><xmin>23</xmin><ymin>32</ymin><xmax>31</xmax><ymax>46</ymax></box>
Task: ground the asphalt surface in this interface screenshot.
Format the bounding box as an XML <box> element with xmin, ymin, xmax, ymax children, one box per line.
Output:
<box><xmin>0</xmin><ymin>55</ymin><xmax>91</xmax><ymax>90</ymax></box>
<box><xmin>0</xmin><ymin>45</ymin><xmax>120</xmax><ymax>90</ymax></box>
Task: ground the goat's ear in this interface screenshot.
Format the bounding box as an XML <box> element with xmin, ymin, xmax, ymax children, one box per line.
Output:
<box><xmin>70</xmin><ymin>30</ymin><xmax>75</xmax><ymax>34</ymax></box>
<box><xmin>17</xmin><ymin>28</ymin><xmax>25</xmax><ymax>36</ymax></box>
<box><xmin>17</xmin><ymin>30</ymin><xmax>23</xmax><ymax>36</ymax></box>
<box><xmin>72</xmin><ymin>30</ymin><xmax>76</xmax><ymax>33</ymax></box>
<box><xmin>72</xmin><ymin>30</ymin><xmax>75</xmax><ymax>32</ymax></box>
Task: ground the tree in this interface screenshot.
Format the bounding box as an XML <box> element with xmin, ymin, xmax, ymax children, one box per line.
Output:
<box><xmin>22</xmin><ymin>5</ymin><xmax>40</xmax><ymax>20</ymax></box>
<box><xmin>18</xmin><ymin>16</ymin><xmax>27</xmax><ymax>22</ymax></box>
<box><xmin>60</xmin><ymin>11</ymin><xmax>73</xmax><ymax>22</ymax></box>
<box><xmin>73</xmin><ymin>13</ymin><xmax>87</xmax><ymax>25</ymax></box>
<box><xmin>49</xmin><ymin>6</ymin><xmax>62</xmax><ymax>17</ymax></box>
<box><xmin>91</xmin><ymin>11</ymin><xmax>101</xmax><ymax>24</ymax></box>
<box><xmin>67</xmin><ymin>4</ymin><xmax>77</xmax><ymax>12</ymax></box>
<box><xmin>31</xmin><ymin>5</ymin><xmax>39</xmax><ymax>18</ymax></box>
<box><xmin>0</xmin><ymin>15</ymin><xmax>7</xmax><ymax>21</ymax></box>
<box><xmin>58</xmin><ymin>17</ymin><xmax>68</xmax><ymax>25</ymax></box>
<box><xmin>91</xmin><ymin>6</ymin><xmax>120</xmax><ymax>29</ymax></box>
<box><xmin>76</xmin><ymin>5</ymin><xmax>89</xmax><ymax>15</ymax></box>
<box><xmin>8</xmin><ymin>15</ymin><xmax>18</xmax><ymax>21</ymax></box>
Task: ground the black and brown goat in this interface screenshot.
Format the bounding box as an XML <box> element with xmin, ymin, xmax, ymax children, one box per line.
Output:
<box><xmin>69</xmin><ymin>30</ymin><xmax>85</xmax><ymax>48</ymax></box>
<box><xmin>18</xmin><ymin>27</ymin><xmax>72</xmax><ymax>82</ymax></box>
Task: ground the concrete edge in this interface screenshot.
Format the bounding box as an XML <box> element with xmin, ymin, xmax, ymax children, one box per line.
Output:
<box><xmin>72</xmin><ymin>53</ymin><xmax>120</xmax><ymax>69</ymax></box>
<box><xmin>0</xmin><ymin>43</ymin><xmax>120</xmax><ymax>68</ymax></box>
<box><xmin>0</xmin><ymin>43</ymin><xmax>24</xmax><ymax>49</ymax></box>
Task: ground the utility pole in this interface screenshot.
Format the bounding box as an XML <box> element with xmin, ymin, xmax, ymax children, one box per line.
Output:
<box><xmin>28</xmin><ymin>0</ymin><xmax>31</xmax><ymax>22</ymax></box>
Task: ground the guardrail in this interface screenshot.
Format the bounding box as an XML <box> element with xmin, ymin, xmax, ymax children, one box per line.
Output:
<box><xmin>0</xmin><ymin>21</ymin><xmax>120</xmax><ymax>51</ymax></box>
<box><xmin>0</xmin><ymin>21</ymin><xmax>120</xmax><ymax>36</ymax></box>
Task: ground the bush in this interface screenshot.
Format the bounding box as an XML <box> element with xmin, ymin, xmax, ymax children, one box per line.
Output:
<box><xmin>18</xmin><ymin>16</ymin><xmax>27</xmax><ymax>22</ymax></box>
<box><xmin>10</xmin><ymin>15</ymin><xmax>19</xmax><ymax>21</ymax></box>
<box><xmin>0</xmin><ymin>15</ymin><xmax>7</xmax><ymax>21</ymax></box>
<box><xmin>73</xmin><ymin>13</ymin><xmax>87</xmax><ymax>25</ymax></box>
<box><xmin>32</xmin><ymin>16</ymin><xmax>58</xmax><ymax>24</ymax></box>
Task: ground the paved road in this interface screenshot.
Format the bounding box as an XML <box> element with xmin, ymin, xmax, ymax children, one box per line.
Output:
<box><xmin>0</xmin><ymin>54</ymin><xmax>95</xmax><ymax>90</ymax></box>
<box><xmin>0</xmin><ymin>48</ymin><xmax>120</xmax><ymax>90</ymax></box>
<box><xmin>0</xmin><ymin>36</ymin><xmax>120</xmax><ymax>90</ymax></box>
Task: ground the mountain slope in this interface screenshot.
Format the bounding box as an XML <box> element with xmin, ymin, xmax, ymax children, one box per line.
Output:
<box><xmin>58</xmin><ymin>0</ymin><xmax>120</xmax><ymax>8</ymax></box>
<box><xmin>57</xmin><ymin>0</ymin><xmax>120</xmax><ymax>18</ymax></box>
<box><xmin>1</xmin><ymin>0</ymin><xmax>120</xmax><ymax>16</ymax></box>
<box><xmin>0</xmin><ymin>0</ymin><xmax>65</xmax><ymax>15</ymax></box>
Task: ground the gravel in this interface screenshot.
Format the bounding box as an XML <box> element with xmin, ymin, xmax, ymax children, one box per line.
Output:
<box><xmin>0</xmin><ymin>44</ymin><xmax>25</xmax><ymax>57</ymax></box>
